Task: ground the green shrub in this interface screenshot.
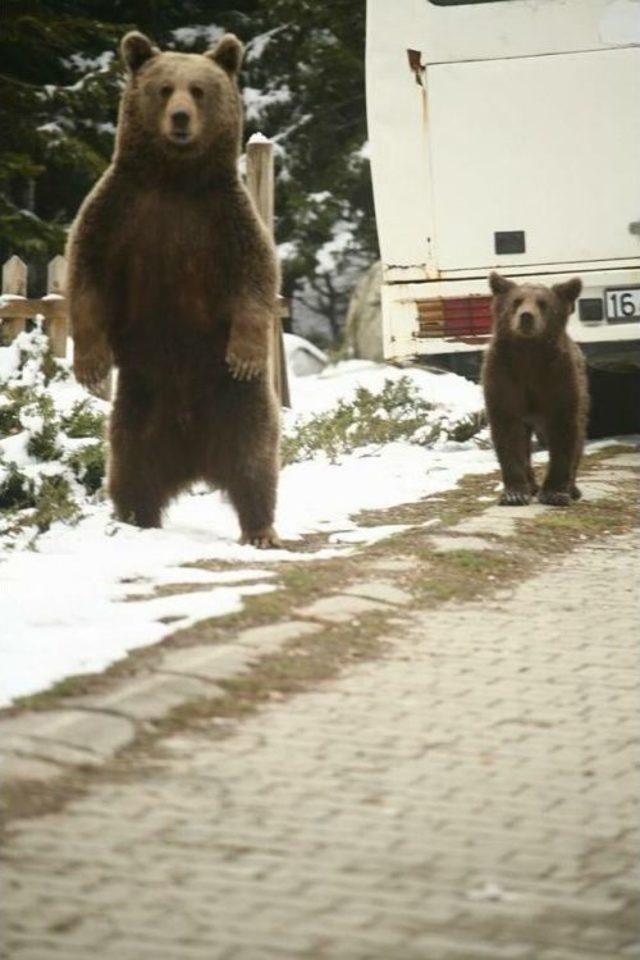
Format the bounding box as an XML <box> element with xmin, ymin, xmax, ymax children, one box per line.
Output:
<box><xmin>26</xmin><ymin>421</ymin><xmax>62</xmax><ymax>461</ymax></box>
<box><xmin>32</xmin><ymin>475</ymin><xmax>79</xmax><ymax>532</ymax></box>
<box><xmin>1</xmin><ymin>325</ymin><xmax>108</xmax><ymax>543</ymax></box>
<box><xmin>283</xmin><ymin>378</ymin><xmax>435</xmax><ymax>464</ymax></box>
<box><xmin>68</xmin><ymin>442</ymin><xmax>106</xmax><ymax>495</ymax></box>
<box><xmin>62</xmin><ymin>400</ymin><xmax>106</xmax><ymax>439</ymax></box>
<box><xmin>0</xmin><ymin>462</ymin><xmax>35</xmax><ymax>510</ymax></box>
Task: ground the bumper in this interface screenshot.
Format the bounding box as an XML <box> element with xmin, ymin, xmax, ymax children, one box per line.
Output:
<box><xmin>382</xmin><ymin>266</ymin><xmax>640</xmax><ymax>364</ymax></box>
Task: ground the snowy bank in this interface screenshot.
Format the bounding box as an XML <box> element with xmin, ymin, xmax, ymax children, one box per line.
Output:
<box><xmin>1</xmin><ymin>336</ymin><xmax>496</xmax><ymax>705</ymax></box>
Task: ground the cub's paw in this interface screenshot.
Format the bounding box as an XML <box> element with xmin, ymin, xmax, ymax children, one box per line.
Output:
<box><xmin>240</xmin><ymin>527</ymin><xmax>282</xmax><ymax>549</ymax></box>
<box><xmin>538</xmin><ymin>488</ymin><xmax>571</xmax><ymax>507</ymax></box>
<box><xmin>226</xmin><ymin>348</ymin><xmax>266</xmax><ymax>382</ymax></box>
<box><xmin>73</xmin><ymin>351</ymin><xmax>112</xmax><ymax>393</ymax></box>
<box><xmin>570</xmin><ymin>484</ymin><xmax>582</xmax><ymax>501</ymax></box>
<box><xmin>499</xmin><ymin>488</ymin><xmax>531</xmax><ymax>506</ymax></box>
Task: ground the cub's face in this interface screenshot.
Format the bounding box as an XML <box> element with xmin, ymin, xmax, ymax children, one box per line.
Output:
<box><xmin>489</xmin><ymin>273</ymin><xmax>582</xmax><ymax>341</ymax></box>
<box><xmin>119</xmin><ymin>32</ymin><xmax>244</xmax><ymax>158</ymax></box>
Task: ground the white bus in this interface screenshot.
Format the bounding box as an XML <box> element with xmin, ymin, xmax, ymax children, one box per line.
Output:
<box><xmin>366</xmin><ymin>0</ymin><xmax>640</xmax><ymax>384</ymax></box>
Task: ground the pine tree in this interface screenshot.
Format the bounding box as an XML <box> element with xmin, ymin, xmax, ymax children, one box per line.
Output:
<box><xmin>0</xmin><ymin>0</ymin><xmax>376</xmax><ymax>342</ymax></box>
<box><xmin>248</xmin><ymin>0</ymin><xmax>376</xmax><ymax>343</ymax></box>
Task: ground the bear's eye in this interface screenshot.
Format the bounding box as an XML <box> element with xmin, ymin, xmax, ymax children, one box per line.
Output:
<box><xmin>159</xmin><ymin>85</ymin><xmax>174</xmax><ymax>99</ymax></box>
<box><xmin>536</xmin><ymin>298</ymin><xmax>547</xmax><ymax>311</ymax></box>
<box><xmin>190</xmin><ymin>85</ymin><xmax>204</xmax><ymax>101</ymax></box>
<box><xmin>513</xmin><ymin>297</ymin><xmax>523</xmax><ymax>309</ymax></box>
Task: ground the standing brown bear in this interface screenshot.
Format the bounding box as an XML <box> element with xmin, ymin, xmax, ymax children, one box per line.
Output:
<box><xmin>482</xmin><ymin>273</ymin><xmax>588</xmax><ymax>507</ymax></box>
<box><xmin>66</xmin><ymin>31</ymin><xmax>281</xmax><ymax>546</ymax></box>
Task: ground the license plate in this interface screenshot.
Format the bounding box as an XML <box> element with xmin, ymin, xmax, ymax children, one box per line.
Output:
<box><xmin>605</xmin><ymin>286</ymin><xmax>640</xmax><ymax>323</ymax></box>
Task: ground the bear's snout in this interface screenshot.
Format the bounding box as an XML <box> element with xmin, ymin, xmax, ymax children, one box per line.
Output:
<box><xmin>171</xmin><ymin>110</ymin><xmax>190</xmax><ymax>131</ymax></box>
<box><xmin>169</xmin><ymin>108</ymin><xmax>194</xmax><ymax>144</ymax></box>
<box><xmin>518</xmin><ymin>311</ymin><xmax>535</xmax><ymax>335</ymax></box>
<box><xmin>160</xmin><ymin>91</ymin><xmax>202</xmax><ymax>147</ymax></box>
<box><xmin>512</xmin><ymin>303</ymin><xmax>544</xmax><ymax>338</ymax></box>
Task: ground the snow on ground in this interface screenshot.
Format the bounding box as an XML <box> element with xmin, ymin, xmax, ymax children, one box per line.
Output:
<box><xmin>1</xmin><ymin>354</ymin><xmax>497</xmax><ymax>706</ymax></box>
<box><xmin>287</xmin><ymin>359</ymin><xmax>481</xmax><ymax>420</ymax></box>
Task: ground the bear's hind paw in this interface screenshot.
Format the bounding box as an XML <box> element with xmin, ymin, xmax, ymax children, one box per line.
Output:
<box><xmin>240</xmin><ymin>528</ymin><xmax>282</xmax><ymax>549</ymax></box>
<box><xmin>499</xmin><ymin>488</ymin><xmax>531</xmax><ymax>506</ymax></box>
<box><xmin>538</xmin><ymin>488</ymin><xmax>571</xmax><ymax>507</ymax></box>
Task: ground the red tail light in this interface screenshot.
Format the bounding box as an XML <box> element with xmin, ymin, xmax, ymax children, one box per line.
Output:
<box><xmin>443</xmin><ymin>297</ymin><xmax>493</xmax><ymax>337</ymax></box>
<box><xmin>416</xmin><ymin>296</ymin><xmax>493</xmax><ymax>340</ymax></box>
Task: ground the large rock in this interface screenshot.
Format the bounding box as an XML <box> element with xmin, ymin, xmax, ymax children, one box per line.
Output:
<box><xmin>344</xmin><ymin>261</ymin><xmax>383</xmax><ymax>361</ymax></box>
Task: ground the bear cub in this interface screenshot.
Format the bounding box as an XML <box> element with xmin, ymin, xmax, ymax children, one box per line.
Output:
<box><xmin>66</xmin><ymin>31</ymin><xmax>281</xmax><ymax>546</ymax></box>
<box><xmin>482</xmin><ymin>273</ymin><xmax>588</xmax><ymax>507</ymax></box>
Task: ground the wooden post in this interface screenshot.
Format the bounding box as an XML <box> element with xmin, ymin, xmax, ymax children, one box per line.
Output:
<box><xmin>1</xmin><ymin>255</ymin><xmax>28</xmax><ymax>342</ymax></box>
<box><xmin>246</xmin><ymin>138</ymin><xmax>275</xmax><ymax>235</ymax></box>
<box><xmin>246</xmin><ymin>137</ymin><xmax>290</xmax><ymax>408</ymax></box>
<box><xmin>47</xmin><ymin>255</ymin><xmax>68</xmax><ymax>358</ymax></box>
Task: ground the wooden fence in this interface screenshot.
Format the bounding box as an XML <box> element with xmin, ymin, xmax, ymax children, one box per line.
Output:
<box><xmin>0</xmin><ymin>138</ymin><xmax>290</xmax><ymax>405</ymax></box>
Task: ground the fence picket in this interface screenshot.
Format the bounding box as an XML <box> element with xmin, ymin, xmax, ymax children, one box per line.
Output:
<box><xmin>1</xmin><ymin>255</ymin><xmax>28</xmax><ymax>341</ymax></box>
<box><xmin>47</xmin><ymin>255</ymin><xmax>68</xmax><ymax>358</ymax></box>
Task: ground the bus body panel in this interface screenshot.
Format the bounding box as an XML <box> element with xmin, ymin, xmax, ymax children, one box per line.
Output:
<box><xmin>382</xmin><ymin>267</ymin><xmax>640</xmax><ymax>364</ymax></box>
<box><xmin>366</xmin><ymin>0</ymin><xmax>640</xmax><ymax>363</ymax></box>
<box><xmin>429</xmin><ymin>48</ymin><xmax>640</xmax><ymax>271</ymax></box>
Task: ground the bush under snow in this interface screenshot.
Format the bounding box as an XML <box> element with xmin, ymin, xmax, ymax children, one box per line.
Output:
<box><xmin>0</xmin><ymin>323</ymin><xmax>108</xmax><ymax>546</ymax></box>
<box><xmin>0</xmin><ymin>331</ymin><xmax>486</xmax><ymax>548</ymax></box>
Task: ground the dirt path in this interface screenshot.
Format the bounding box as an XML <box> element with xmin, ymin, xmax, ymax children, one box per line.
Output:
<box><xmin>2</xmin><ymin>450</ymin><xmax>639</xmax><ymax>960</ymax></box>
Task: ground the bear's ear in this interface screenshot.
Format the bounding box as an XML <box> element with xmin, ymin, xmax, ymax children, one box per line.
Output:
<box><xmin>552</xmin><ymin>277</ymin><xmax>582</xmax><ymax>313</ymax></box>
<box><xmin>489</xmin><ymin>272</ymin><xmax>515</xmax><ymax>297</ymax></box>
<box><xmin>121</xmin><ymin>31</ymin><xmax>159</xmax><ymax>74</ymax></box>
<box><xmin>206</xmin><ymin>33</ymin><xmax>244</xmax><ymax>77</ymax></box>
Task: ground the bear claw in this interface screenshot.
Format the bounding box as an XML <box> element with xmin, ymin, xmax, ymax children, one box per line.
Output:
<box><xmin>240</xmin><ymin>528</ymin><xmax>282</xmax><ymax>549</ymax></box>
<box><xmin>538</xmin><ymin>489</ymin><xmax>571</xmax><ymax>507</ymax></box>
<box><xmin>226</xmin><ymin>352</ymin><xmax>264</xmax><ymax>381</ymax></box>
<box><xmin>74</xmin><ymin>358</ymin><xmax>112</xmax><ymax>394</ymax></box>
<box><xmin>499</xmin><ymin>489</ymin><xmax>531</xmax><ymax>506</ymax></box>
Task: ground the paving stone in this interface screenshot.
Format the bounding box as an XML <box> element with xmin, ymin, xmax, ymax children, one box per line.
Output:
<box><xmin>2</xmin><ymin>528</ymin><xmax>638</xmax><ymax>959</ymax></box>
<box><xmin>581</xmin><ymin>482</ymin><xmax>621</xmax><ymax>502</ymax></box>
<box><xmin>367</xmin><ymin>557</ymin><xmax>415</xmax><ymax>573</ymax></box>
<box><xmin>608</xmin><ymin>452</ymin><xmax>640</xmax><ymax>467</ymax></box>
<box><xmin>234</xmin><ymin>620</ymin><xmax>322</xmax><ymax>654</ymax></box>
<box><xmin>454</xmin><ymin>503</ymin><xmax>548</xmax><ymax>537</ymax></box>
<box><xmin>0</xmin><ymin>754</ymin><xmax>63</xmax><ymax>782</ymax></box>
<box><xmin>453</xmin><ymin>515</ymin><xmax>518</xmax><ymax>537</ymax></box>
<box><xmin>342</xmin><ymin>580</ymin><xmax>412</xmax><ymax>606</ymax></box>
<box><xmin>75</xmin><ymin>674</ymin><xmax>216</xmax><ymax>721</ymax></box>
<box><xmin>2</xmin><ymin>735</ymin><xmax>105</xmax><ymax>768</ymax></box>
<box><xmin>0</xmin><ymin>709</ymin><xmax>135</xmax><ymax>762</ymax></box>
<box><xmin>156</xmin><ymin>644</ymin><xmax>255</xmax><ymax>682</ymax></box>
<box><xmin>430</xmin><ymin>535</ymin><xmax>497</xmax><ymax>553</ymax></box>
<box><xmin>295</xmin><ymin>593</ymin><xmax>388</xmax><ymax>623</ymax></box>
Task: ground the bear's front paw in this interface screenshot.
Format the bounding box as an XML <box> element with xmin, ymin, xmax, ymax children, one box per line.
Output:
<box><xmin>538</xmin><ymin>488</ymin><xmax>571</xmax><ymax>507</ymax></box>
<box><xmin>499</xmin><ymin>488</ymin><xmax>531</xmax><ymax>506</ymax></box>
<box><xmin>570</xmin><ymin>484</ymin><xmax>582</xmax><ymax>501</ymax></box>
<box><xmin>74</xmin><ymin>351</ymin><xmax>112</xmax><ymax>393</ymax></box>
<box><xmin>226</xmin><ymin>348</ymin><xmax>266</xmax><ymax>382</ymax></box>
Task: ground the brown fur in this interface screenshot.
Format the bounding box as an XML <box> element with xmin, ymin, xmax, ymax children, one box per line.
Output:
<box><xmin>66</xmin><ymin>32</ymin><xmax>281</xmax><ymax>545</ymax></box>
<box><xmin>482</xmin><ymin>273</ymin><xmax>589</xmax><ymax>507</ymax></box>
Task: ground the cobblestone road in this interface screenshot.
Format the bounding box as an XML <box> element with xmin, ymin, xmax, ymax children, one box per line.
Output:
<box><xmin>3</xmin><ymin>532</ymin><xmax>639</xmax><ymax>960</ymax></box>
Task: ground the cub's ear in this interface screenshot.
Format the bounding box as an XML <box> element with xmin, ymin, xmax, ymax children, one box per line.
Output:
<box><xmin>489</xmin><ymin>272</ymin><xmax>515</xmax><ymax>297</ymax></box>
<box><xmin>206</xmin><ymin>33</ymin><xmax>244</xmax><ymax>76</ymax></box>
<box><xmin>552</xmin><ymin>277</ymin><xmax>582</xmax><ymax>313</ymax></box>
<box><xmin>121</xmin><ymin>32</ymin><xmax>159</xmax><ymax>73</ymax></box>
